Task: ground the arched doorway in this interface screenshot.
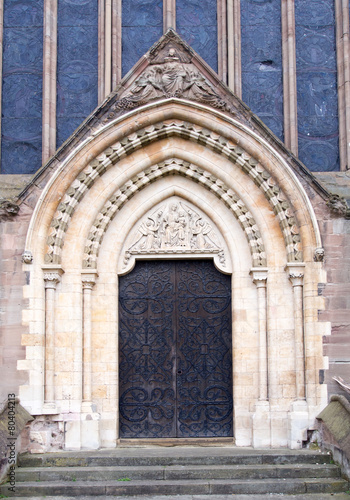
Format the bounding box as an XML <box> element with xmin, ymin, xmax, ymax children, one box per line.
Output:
<box><xmin>119</xmin><ymin>260</ymin><xmax>233</xmax><ymax>438</ymax></box>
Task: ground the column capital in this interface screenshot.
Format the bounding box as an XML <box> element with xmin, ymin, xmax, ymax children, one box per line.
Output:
<box><xmin>42</xmin><ymin>266</ymin><xmax>64</xmax><ymax>289</ymax></box>
<box><xmin>285</xmin><ymin>262</ymin><xmax>305</xmax><ymax>287</ymax></box>
<box><xmin>81</xmin><ymin>270</ymin><xmax>98</xmax><ymax>289</ymax></box>
<box><xmin>250</xmin><ymin>267</ymin><xmax>268</xmax><ymax>288</ymax></box>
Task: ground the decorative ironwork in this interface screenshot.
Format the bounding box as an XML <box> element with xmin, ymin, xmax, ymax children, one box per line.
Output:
<box><xmin>176</xmin><ymin>261</ymin><xmax>232</xmax><ymax>437</ymax></box>
<box><xmin>119</xmin><ymin>260</ymin><xmax>233</xmax><ymax>438</ymax></box>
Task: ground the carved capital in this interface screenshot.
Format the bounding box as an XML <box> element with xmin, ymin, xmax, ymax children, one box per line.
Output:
<box><xmin>285</xmin><ymin>263</ymin><xmax>305</xmax><ymax>287</ymax></box>
<box><xmin>250</xmin><ymin>268</ymin><xmax>268</xmax><ymax>288</ymax></box>
<box><xmin>288</xmin><ymin>273</ymin><xmax>304</xmax><ymax>287</ymax></box>
<box><xmin>42</xmin><ymin>266</ymin><xmax>64</xmax><ymax>289</ymax></box>
<box><xmin>81</xmin><ymin>271</ymin><xmax>98</xmax><ymax>290</ymax></box>
<box><xmin>43</xmin><ymin>273</ymin><xmax>61</xmax><ymax>289</ymax></box>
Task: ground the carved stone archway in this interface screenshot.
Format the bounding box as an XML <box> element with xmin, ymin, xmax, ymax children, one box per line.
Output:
<box><xmin>19</xmin><ymin>32</ymin><xmax>327</xmax><ymax>452</ymax></box>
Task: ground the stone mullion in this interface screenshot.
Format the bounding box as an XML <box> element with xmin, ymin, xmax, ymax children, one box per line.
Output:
<box><xmin>111</xmin><ymin>0</ymin><xmax>122</xmax><ymax>88</ymax></box>
<box><xmin>43</xmin><ymin>268</ymin><xmax>63</xmax><ymax>406</ymax></box>
<box><xmin>81</xmin><ymin>272</ymin><xmax>98</xmax><ymax>404</ymax></box>
<box><xmin>104</xmin><ymin>0</ymin><xmax>112</xmax><ymax>96</ymax></box>
<box><xmin>281</xmin><ymin>0</ymin><xmax>298</xmax><ymax>155</ymax></box>
<box><xmin>217</xmin><ymin>0</ymin><xmax>227</xmax><ymax>83</ymax></box>
<box><xmin>227</xmin><ymin>0</ymin><xmax>242</xmax><ymax>98</ymax></box>
<box><xmin>286</xmin><ymin>264</ymin><xmax>306</xmax><ymax>400</ymax></box>
<box><xmin>0</xmin><ymin>0</ymin><xmax>3</xmax><ymax>166</ymax></box>
<box><xmin>98</xmin><ymin>0</ymin><xmax>105</xmax><ymax>102</ymax></box>
<box><xmin>99</xmin><ymin>0</ymin><xmax>121</xmax><ymax>101</ymax></box>
<box><xmin>251</xmin><ymin>269</ymin><xmax>269</xmax><ymax>401</ymax></box>
<box><xmin>335</xmin><ymin>0</ymin><xmax>350</xmax><ymax>171</ymax></box>
<box><xmin>42</xmin><ymin>0</ymin><xmax>57</xmax><ymax>164</ymax></box>
<box><xmin>164</xmin><ymin>0</ymin><xmax>176</xmax><ymax>31</ymax></box>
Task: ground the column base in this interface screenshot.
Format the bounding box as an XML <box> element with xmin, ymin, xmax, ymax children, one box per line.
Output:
<box><xmin>252</xmin><ymin>400</ymin><xmax>271</xmax><ymax>448</ymax></box>
<box><xmin>80</xmin><ymin>403</ymin><xmax>100</xmax><ymax>449</ymax></box>
<box><xmin>288</xmin><ymin>400</ymin><xmax>309</xmax><ymax>449</ymax></box>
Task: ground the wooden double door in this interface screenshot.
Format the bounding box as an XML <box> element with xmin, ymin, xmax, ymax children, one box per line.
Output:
<box><xmin>119</xmin><ymin>260</ymin><xmax>233</xmax><ymax>438</ymax></box>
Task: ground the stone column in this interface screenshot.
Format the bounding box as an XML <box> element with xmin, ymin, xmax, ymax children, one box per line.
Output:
<box><xmin>42</xmin><ymin>0</ymin><xmax>57</xmax><ymax>163</ymax></box>
<box><xmin>335</xmin><ymin>0</ymin><xmax>350</xmax><ymax>171</ymax></box>
<box><xmin>80</xmin><ymin>271</ymin><xmax>100</xmax><ymax>450</ymax></box>
<box><xmin>250</xmin><ymin>268</ymin><xmax>269</xmax><ymax>401</ymax></box>
<box><xmin>164</xmin><ymin>0</ymin><xmax>176</xmax><ymax>31</ymax></box>
<box><xmin>281</xmin><ymin>0</ymin><xmax>298</xmax><ymax>155</ymax></box>
<box><xmin>227</xmin><ymin>0</ymin><xmax>242</xmax><ymax>98</ymax></box>
<box><xmin>81</xmin><ymin>271</ymin><xmax>98</xmax><ymax>406</ymax></box>
<box><xmin>286</xmin><ymin>263</ymin><xmax>308</xmax><ymax>449</ymax></box>
<box><xmin>286</xmin><ymin>264</ymin><xmax>306</xmax><ymax>400</ymax></box>
<box><xmin>251</xmin><ymin>268</ymin><xmax>270</xmax><ymax>448</ymax></box>
<box><xmin>43</xmin><ymin>267</ymin><xmax>64</xmax><ymax>409</ymax></box>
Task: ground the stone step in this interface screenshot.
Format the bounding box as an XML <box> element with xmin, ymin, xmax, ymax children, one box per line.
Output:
<box><xmin>6</xmin><ymin>495</ymin><xmax>350</xmax><ymax>500</ymax></box>
<box><xmin>14</xmin><ymin>463</ymin><xmax>341</xmax><ymax>482</ymax></box>
<box><xmin>18</xmin><ymin>448</ymin><xmax>333</xmax><ymax>468</ymax></box>
<box><xmin>1</xmin><ymin>477</ymin><xmax>349</xmax><ymax>497</ymax></box>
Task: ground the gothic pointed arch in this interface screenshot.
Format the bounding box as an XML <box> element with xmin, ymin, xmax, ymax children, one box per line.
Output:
<box><xmin>17</xmin><ymin>30</ymin><xmax>331</xmax><ymax>451</ymax></box>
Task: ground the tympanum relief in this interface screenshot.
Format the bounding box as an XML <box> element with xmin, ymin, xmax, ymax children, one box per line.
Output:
<box><xmin>122</xmin><ymin>198</ymin><xmax>229</xmax><ymax>274</ymax></box>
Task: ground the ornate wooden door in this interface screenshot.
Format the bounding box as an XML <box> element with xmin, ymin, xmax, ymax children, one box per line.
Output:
<box><xmin>119</xmin><ymin>260</ymin><xmax>233</xmax><ymax>438</ymax></box>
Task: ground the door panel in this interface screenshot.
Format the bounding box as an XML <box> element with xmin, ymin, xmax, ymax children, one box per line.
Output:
<box><xmin>176</xmin><ymin>261</ymin><xmax>233</xmax><ymax>437</ymax></box>
<box><xmin>119</xmin><ymin>260</ymin><xmax>233</xmax><ymax>438</ymax></box>
<box><xmin>119</xmin><ymin>262</ymin><xmax>176</xmax><ymax>438</ymax></box>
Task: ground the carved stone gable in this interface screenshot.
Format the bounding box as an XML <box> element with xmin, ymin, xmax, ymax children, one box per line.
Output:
<box><xmin>116</xmin><ymin>57</ymin><xmax>230</xmax><ymax>113</ymax></box>
<box><xmin>104</xmin><ymin>30</ymin><xmax>240</xmax><ymax>122</ymax></box>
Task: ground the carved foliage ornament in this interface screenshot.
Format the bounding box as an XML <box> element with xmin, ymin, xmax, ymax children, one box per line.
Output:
<box><xmin>124</xmin><ymin>201</ymin><xmax>225</xmax><ymax>267</ymax></box>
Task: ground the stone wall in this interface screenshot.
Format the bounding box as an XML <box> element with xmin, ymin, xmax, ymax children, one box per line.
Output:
<box><xmin>313</xmin><ymin>172</ymin><xmax>350</xmax><ymax>400</ymax></box>
<box><xmin>0</xmin><ymin>195</ymin><xmax>31</xmax><ymax>400</ymax></box>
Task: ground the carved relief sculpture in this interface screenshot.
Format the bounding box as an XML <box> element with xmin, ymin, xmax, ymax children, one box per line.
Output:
<box><xmin>124</xmin><ymin>200</ymin><xmax>225</xmax><ymax>268</ymax></box>
<box><xmin>114</xmin><ymin>48</ymin><xmax>231</xmax><ymax>114</ymax></box>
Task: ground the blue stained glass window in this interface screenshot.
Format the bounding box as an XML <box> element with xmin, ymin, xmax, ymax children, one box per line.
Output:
<box><xmin>241</xmin><ymin>0</ymin><xmax>283</xmax><ymax>141</ymax></box>
<box><xmin>176</xmin><ymin>0</ymin><xmax>218</xmax><ymax>73</ymax></box>
<box><xmin>122</xmin><ymin>0</ymin><xmax>163</xmax><ymax>77</ymax></box>
<box><xmin>295</xmin><ymin>0</ymin><xmax>339</xmax><ymax>171</ymax></box>
<box><xmin>1</xmin><ymin>0</ymin><xmax>43</xmax><ymax>174</ymax></box>
<box><xmin>56</xmin><ymin>0</ymin><xmax>98</xmax><ymax>147</ymax></box>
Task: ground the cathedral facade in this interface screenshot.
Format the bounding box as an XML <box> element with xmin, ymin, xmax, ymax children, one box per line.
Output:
<box><xmin>1</xmin><ymin>1</ymin><xmax>350</xmax><ymax>451</ymax></box>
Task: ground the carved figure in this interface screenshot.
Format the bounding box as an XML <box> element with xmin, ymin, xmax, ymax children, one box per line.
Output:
<box><xmin>327</xmin><ymin>194</ymin><xmax>350</xmax><ymax>218</ymax></box>
<box><xmin>116</xmin><ymin>59</ymin><xmax>230</xmax><ymax>112</ymax></box>
<box><xmin>126</xmin><ymin>200</ymin><xmax>224</xmax><ymax>257</ymax></box>
<box><xmin>163</xmin><ymin>203</ymin><xmax>181</xmax><ymax>246</ymax></box>
<box><xmin>130</xmin><ymin>212</ymin><xmax>162</xmax><ymax>251</ymax></box>
<box><xmin>0</xmin><ymin>200</ymin><xmax>19</xmax><ymax>216</ymax></box>
<box><xmin>22</xmin><ymin>250</ymin><xmax>33</xmax><ymax>264</ymax></box>
<box><xmin>314</xmin><ymin>247</ymin><xmax>325</xmax><ymax>262</ymax></box>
